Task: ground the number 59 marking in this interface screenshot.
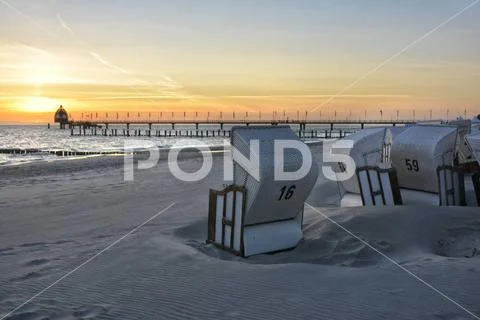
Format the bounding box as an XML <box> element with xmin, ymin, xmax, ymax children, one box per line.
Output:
<box><xmin>405</xmin><ymin>159</ymin><xmax>419</xmax><ymax>172</ymax></box>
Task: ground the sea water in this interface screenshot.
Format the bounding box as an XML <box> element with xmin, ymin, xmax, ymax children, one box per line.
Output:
<box><xmin>0</xmin><ymin>124</ymin><xmax>363</xmax><ymax>166</ymax></box>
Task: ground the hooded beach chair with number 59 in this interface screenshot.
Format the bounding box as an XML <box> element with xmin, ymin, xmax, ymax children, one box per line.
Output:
<box><xmin>391</xmin><ymin>125</ymin><xmax>459</xmax><ymax>205</ymax></box>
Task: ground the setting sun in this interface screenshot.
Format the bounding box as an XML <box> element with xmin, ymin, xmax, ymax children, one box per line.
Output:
<box><xmin>16</xmin><ymin>97</ymin><xmax>61</xmax><ymax>113</ymax></box>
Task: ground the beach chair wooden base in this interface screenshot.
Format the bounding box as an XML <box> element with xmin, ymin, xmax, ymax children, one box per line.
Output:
<box><xmin>356</xmin><ymin>166</ymin><xmax>402</xmax><ymax>206</ymax></box>
<box><xmin>437</xmin><ymin>165</ymin><xmax>466</xmax><ymax>206</ymax></box>
<box><xmin>472</xmin><ymin>172</ymin><xmax>480</xmax><ymax>207</ymax></box>
<box><xmin>208</xmin><ymin>185</ymin><xmax>304</xmax><ymax>257</ymax></box>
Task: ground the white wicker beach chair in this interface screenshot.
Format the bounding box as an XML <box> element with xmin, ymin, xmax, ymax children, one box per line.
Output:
<box><xmin>208</xmin><ymin>126</ymin><xmax>319</xmax><ymax>257</ymax></box>
<box><xmin>391</xmin><ymin>125</ymin><xmax>458</xmax><ymax>205</ymax></box>
<box><xmin>335</xmin><ymin>128</ymin><xmax>399</xmax><ymax>207</ymax></box>
<box><xmin>335</xmin><ymin>128</ymin><xmax>394</xmax><ymax>195</ymax></box>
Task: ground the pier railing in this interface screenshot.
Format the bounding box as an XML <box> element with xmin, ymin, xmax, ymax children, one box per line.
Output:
<box><xmin>69</xmin><ymin>119</ymin><xmax>417</xmax><ymax>126</ymax></box>
<box><xmin>69</xmin><ymin>126</ymin><xmax>354</xmax><ymax>139</ymax></box>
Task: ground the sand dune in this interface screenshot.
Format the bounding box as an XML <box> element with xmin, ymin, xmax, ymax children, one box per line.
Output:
<box><xmin>1</xmin><ymin>150</ymin><xmax>480</xmax><ymax>320</ymax></box>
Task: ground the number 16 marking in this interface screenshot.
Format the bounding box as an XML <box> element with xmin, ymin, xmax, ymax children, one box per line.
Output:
<box><xmin>279</xmin><ymin>185</ymin><xmax>296</xmax><ymax>200</ymax></box>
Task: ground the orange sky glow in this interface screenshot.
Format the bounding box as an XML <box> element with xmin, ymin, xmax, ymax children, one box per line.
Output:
<box><xmin>1</xmin><ymin>1</ymin><xmax>479</xmax><ymax>123</ymax></box>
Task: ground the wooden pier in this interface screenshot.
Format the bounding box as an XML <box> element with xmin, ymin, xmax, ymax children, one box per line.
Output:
<box><xmin>69</xmin><ymin>126</ymin><xmax>354</xmax><ymax>139</ymax></box>
<box><xmin>67</xmin><ymin>119</ymin><xmax>415</xmax><ymax>130</ymax></box>
<box><xmin>66</xmin><ymin>118</ymin><xmax>417</xmax><ymax>138</ymax></box>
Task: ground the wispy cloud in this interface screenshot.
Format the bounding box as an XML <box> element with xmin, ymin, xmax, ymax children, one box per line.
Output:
<box><xmin>53</xmin><ymin>10</ymin><xmax>190</xmax><ymax>101</ymax></box>
<box><xmin>393</xmin><ymin>61</ymin><xmax>480</xmax><ymax>70</ymax></box>
<box><xmin>87</xmin><ymin>51</ymin><xmax>191</xmax><ymax>100</ymax></box>
<box><xmin>213</xmin><ymin>94</ymin><xmax>411</xmax><ymax>99</ymax></box>
<box><xmin>0</xmin><ymin>0</ymin><xmax>56</xmax><ymax>38</ymax></box>
<box><xmin>1</xmin><ymin>0</ymin><xmax>195</xmax><ymax>104</ymax></box>
<box><xmin>88</xmin><ymin>51</ymin><xmax>130</xmax><ymax>75</ymax></box>
<box><xmin>77</xmin><ymin>95</ymin><xmax>192</xmax><ymax>101</ymax></box>
<box><xmin>155</xmin><ymin>75</ymin><xmax>184</xmax><ymax>90</ymax></box>
<box><xmin>56</xmin><ymin>13</ymin><xmax>74</xmax><ymax>36</ymax></box>
<box><xmin>72</xmin><ymin>93</ymin><xmax>410</xmax><ymax>103</ymax></box>
<box><xmin>2</xmin><ymin>41</ymin><xmax>52</xmax><ymax>57</ymax></box>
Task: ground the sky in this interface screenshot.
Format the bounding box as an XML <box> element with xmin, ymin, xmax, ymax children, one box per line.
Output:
<box><xmin>0</xmin><ymin>0</ymin><xmax>479</xmax><ymax>123</ymax></box>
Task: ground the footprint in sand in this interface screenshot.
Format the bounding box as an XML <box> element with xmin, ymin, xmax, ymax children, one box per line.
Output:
<box><xmin>14</xmin><ymin>271</ymin><xmax>44</xmax><ymax>282</ymax></box>
<box><xmin>72</xmin><ymin>304</ymin><xmax>111</xmax><ymax>319</ymax></box>
<box><xmin>18</xmin><ymin>242</ymin><xmax>46</xmax><ymax>248</ymax></box>
<box><xmin>436</xmin><ymin>229</ymin><xmax>480</xmax><ymax>258</ymax></box>
<box><xmin>4</xmin><ymin>310</ymin><xmax>44</xmax><ymax>320</ymax></box>
<box><xmin>24</xmin><ymin>258</ymin><xmax>50</xmax><ymax>267</ymax></box>
<box><xmin>435</xmin><ymin>312</ymin><xmax>472</xmax><ymax>320</ymax></box>
<box><xmin>0</xmin><ymin>247</ymin><xmax>15</xmax><ymax>257</ymax></box>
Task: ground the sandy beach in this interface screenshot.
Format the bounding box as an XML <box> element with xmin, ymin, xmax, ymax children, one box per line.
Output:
<box><xmin>1</xmin><ymin>144</ymin><xmax>479</xmax><ymax>320</ymax></box>
<box><xmin>1</xmin><ymin>0</ymin><xmax>479</xmax><ymax>318</ymax></box>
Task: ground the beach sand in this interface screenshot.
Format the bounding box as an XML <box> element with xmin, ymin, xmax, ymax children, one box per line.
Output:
<box><xmin>1</xmin><ymin>145</ymin><xmax>480</xmax><ymax>320</ymax></box>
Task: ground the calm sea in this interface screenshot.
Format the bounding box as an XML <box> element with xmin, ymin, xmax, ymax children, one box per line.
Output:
<box><xmin>0</xmin><ymin>123</ymin><xmax>363</xmax><ymax>166</ymax></box>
